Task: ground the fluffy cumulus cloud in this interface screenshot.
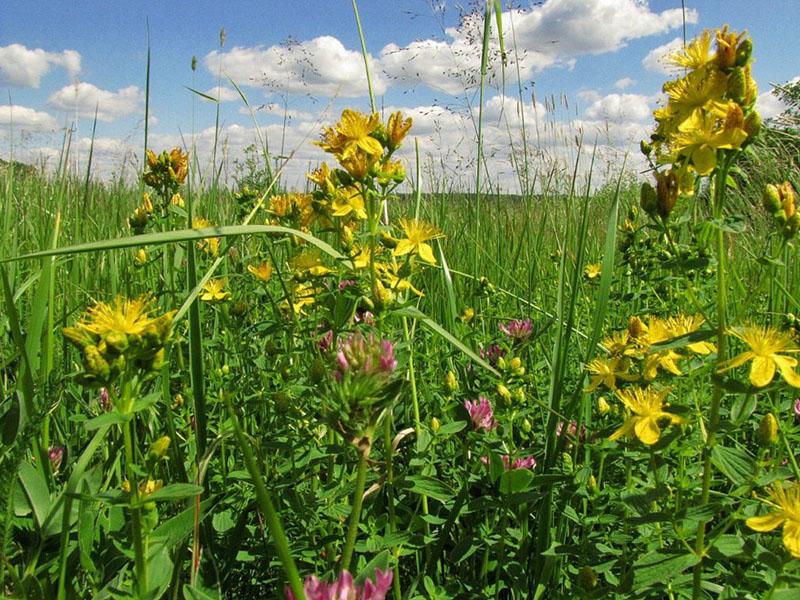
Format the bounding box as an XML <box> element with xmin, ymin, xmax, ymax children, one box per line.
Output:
<box><xmin>0</xmin><ymin>43</ymin><xmax>81</xmax><ymax>88</ymax></box>
<box><xmin>0</xmin><ymin>104</ymin><xmax>59</xmax><ymax>130</ymax></box>
<box><xmin>614</xmin><ymin>77</ymin><xmax>636</xmax><ymax>90</ymax></box>
<box><xmin>204</xmin><ymin>86</ymin><xmax>241</xmax><ymax>103</ymax></box>
<box><xmin>205</xmin><ymin>36</ymin><xmax>386</xmax><ymax>98</ymax></box>
<box><xmin>584</xmin><ymin>93</ymin><xmax>652</xmax><ymax>123</ymax></box>
<box><xmin>48</xmin><ymin>83</ymin><xmax>143</xmax><ymax>122</ymax></box>
<box><xmin>382</xmin><ymin>0</ymin><xmax>696</xmax><ymax>94</ymax></box>
<box><xmin>642</xmin><ymin>37</ymin><xmax>683</xmax><ymax>74</ymax></box>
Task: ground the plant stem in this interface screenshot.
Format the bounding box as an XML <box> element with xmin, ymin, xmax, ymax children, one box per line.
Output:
<box><xmin>222</xmin><ymin>394</ymin><xmax>305</xmax><ymax>599</ymax></box>
<box><xmin>341</xmin><ymin>444</ymin><xmax>370</xmax><ymax>573</ymax></box>
<box><xmin>123</xmin><ymin>419</ymin><xmax>148</xmax><ymax>596</ymax></box>
<box><xmin>692</xmin><ymin>157</ymin><xmax>732</xmax><ymax>599</ymax></box>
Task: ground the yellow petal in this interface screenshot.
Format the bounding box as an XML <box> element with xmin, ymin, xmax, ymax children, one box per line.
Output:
<box><xmin>783</xmin><ymin>521</ymin><xmax>800</xmax><ymax>558</ymax></box>
<box><xmin>609</xmin><ymin>418</ymin><xmax>636</xmax><ymax>442</ymax></box>
<box><xmin>774</xmin><ymin>355</ymin><xmax>800</xmax><ymax>388</ymax></box>
<box><xmin>746</xmin><ymin>511</ymin><xmax>785</xmax><ymax>532</ymax></box>
<box><xmin>634</xmin><ymin>417</ymin><xmax>661</xmax><ymax>445</ymax></box>
<box><xmin>393</xmin><ymin>240</ymin><xmax>414</xmax><ymax>257</ymax></box>
<box><xmin>717</xmin><ymin>351</ymin><xmax>755</xmax><ymax>374</ymax></box>
<box><xmin>417</xmin><ymin>242</ymin><xmax>437</xmax><ymax>265</ymax></box>
<box><xmin>750</xmin><ymin>356</ymin><xmax>776</xmax><ymax>387</ymax></box>
<box><xmin>692</xmin><ymin>145</ymin><xmax>716</xmax><ymax>176</ymax></box>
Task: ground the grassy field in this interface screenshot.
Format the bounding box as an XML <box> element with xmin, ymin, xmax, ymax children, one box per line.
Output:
<box><xmin>2</xmin><ymin>15</ymin><xmax>800</xmax><ymax>600</ymax></box>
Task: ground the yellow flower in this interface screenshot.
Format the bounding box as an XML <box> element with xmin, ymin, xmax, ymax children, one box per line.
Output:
<box><xmin>386</xmin><ymin>111</ymin><xmax>412</xmax><ymax>149</ymax></box>
<box><xmin>134</xmin><ymin>248</ymin><xmax>148</xmax><ymax>266</ymax></box>
<box><xmin>290</xmin><ymin>250</ymin><xmax>332</xmax><ymax>277</ymax></box>
<box><xmin>66</xmin><ymin>295</ymin><xmax>165</xmax><ymax>339</ymax></box>
<box><xmin>331</xmin><ymin>187</ymin><xmax>367</xmax><ymax>220</ymax></box>
<box><xmin>717</xmin><ymin>325</ymin><xmax>800</xmax><ymax>387</ymax></box>
<box><xmin>667</xmin><ymin>29</ymin><xmax>714</xmax><ymax>71</ymax></box>
<box><xmin>283</xmin><ymin>282</ymin><xmax>316</xmax><ymax>315</ymax></box>
<box><xmin>715</xmin><ymin>26</ymin><xmax>746</xmax><ymax>70</ymax></box>
<box><xmin>317</xmin><ymin>109</ymin><xmax>383</xmax><ymax>159</ymax></box>
<box><xmin>269</xmin><ymin>194</ymin><xmax>294</xmax><ymax>218</ymax></box>
<box><xmin>746</xmin><ymin>482</ymin><xmax>800</xmax><ymax>558</ymax></box>
<box><xmin>168</xmin><ymin>148</ymin><xmax>189</xmax><ymax>184</ymax></box>
<box><xmin>307</xmin><ymin>162</ymin><xmax>335</xmax><ymax>194</ymax></box>
<box><xmin>609</xmin><ymin>386</ymin><xmax>685</xmax><ymax>445</ymax></box>
<box><xmin>247</xmin><ymin>261</ymin><xmax>273</xmax><ymax>283</ymax></box>
<box><xmin>192</xmin><ymin>218</ymin><xmax>221</xmax><ymax>256</ymax></box>
<box><xmin>585</xmin><ymin>356</ymin><xmax>636</xmax><ymax>392</ymax></box>
<box><xmin>662</xmin><ymin>68</ymin><xmax>728</xmax><ymax>129</ymax></box>
<box><xmin>142</xmin><ymin>192</ymin><xmax>154</xmax><ymax>213</ymax></box>
<box><xmin>339</xmin><ymin>150</ymin><xmax>375</xmax><ymax>181</ymax></box>
<box><xmin>200</xmin><ymin>279</ymin><xmax>230</xmax><ymax>302</ymax></box>
<box><xmin>378</xmin><ymin>261</ymin><xmax>424</xmax><ymax>297</ymax></box>
<box><xmin>668</xmin><ymin>110</ymin><xmax>747</xmax><ymax>175</ymax></box>
<box><xmin>584</xmin><ymin>263</ymin><xmax>602</xmax><ymax>280</ymax></box>
<box><xmin>393</xmin><ymin>218</ymin><xmax>441</xmax><ymax>264</ymax></box>
<box><xmin>170</xmin><ymin>193</ymin><xmax>185</xmax><ymax>207</ymax></box>
<box><xmin>667</xmin><ymin>314</ymin><xmax>716</xmax><ymax>355</ymax></box>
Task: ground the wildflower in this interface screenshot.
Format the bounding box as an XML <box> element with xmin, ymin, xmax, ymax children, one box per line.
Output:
<box><xmin>283</xmin><ymin>282</ymin><xmax>316</xmax><ymax>315</ymax></box>
<box><xmin>667</xmin><ymin>314</ymin><xmax>716</xmax><ymax>355</ymax></box>
<box><xmin>200</xmin><ymin>279</ymin><xmax>230</xmax><ymax>303</ymax></box>
<box><xmin>794</xmin><ymin>398</ymin><xmax>800</xmax><ymax>419</ymax></box>
<box><xmin>336</xmin><ymin>333</ymin><xmax>397</xmax><ymax>379</ymax></box>
<box><xmin>585</xmin><ymin>356</ymin><xmax>636</xmax><ymax>391</ymax></box>
<box><xmin>268</xmin><ymin>194</ymin><xmax>294</xmax><ymax>218</ymax></box>
<box><xmin>287</xmin><ymin>568</ymin><xmax>393</xmax><ymax>600</ymax></box>
<box><xmin>667</xmin><ymin>29</ymin><xmax>714</xmax><ymax>71</ymax></box>
<box><xmin>376</xmin><ymin>159</ymin><xmax>406</xmax><ymax>186</ymax></box>
<box><xmin>134</xmin><ymin>248</ymin><xmax>147</xmax><ymax>266</ymax></box>
<box><xmin>317</xmin><ymin>109</ymin><xmax>383</xmax><ymax>159</ymax></box>
<box><xmin>431</xmin><ymin>417</ymin><xmax>441</xmax><ymax>433</ymax></box>
<box><xmin>479</xmin><ymin>344</ymin><xmax>506</xmax><ymax>367</ymax></box>
<box><xmin>499</xmin><ymin>319</ymin><xmax>533</xmax><ymax>342</ymax></box>
<box><xmin>460</xmin><ymin>307</ymin><xmax>475</xmax><ymax>323</ymax></box>
<box><xmin>393</xmin><ymin>218</ymin><xmax>441</xmax><ymax>264</ymax></box>
<box><xmin>444</xmin><ymin>370</ymin><xmax>458</xmax><ymax>393</ymax></box>
<box><xmin>99</xmin><ymin>387</ymin><xmax>111</xmax><ymax>411</ymax></box>
<box><xmin>465</xmin><ymin>396</ymin><xmax>498</xmax><ymax>431</ymax></box>
<box><xmin>597</xmin><ymin>396</ymin><xmax>611</xmax><ymax>415</ymax></box>
<box><xmin>715</xmin><ymin>25</ymin><xmax>747</xmax><ymax>69</ymax></box>
<box><xmin>291</xmin><ymin>250</ymin><xmax>332</xmax><ymax>277</ymax></box>
<box><xmin>192</xmin><ymin>217</ymin><xmax>221</xmax><ymax>256</ymax></box>
<box><xmin>746</xmin><ymin>482</ymin><xmax>800</xmax><ymax>558</ymax></box>
<box><xmin>307</xmin><ymin>162</ymin><xmax>335</xmax><ymax>195</ymax></box>
<box><xmin>247</xmin><ymin>261</ymin><xmax>273</xmax><ymax>283</ymax></box>
<box><xmin>331</xmin><ymin>187</ymin><xmax>367</xmax><ymax>220</ymax></box>
<box><xmin>170</xmin><ymin>193</ymin><xmax>185</xmax><ymax>207</ymax></box>
<box><xmin>503</xmin><ymin>454</ymin><xmax>537</xmax><ymax>470</ymax></box>
<box><xmin>48</xmin><ymin>445</ymin><xmax>64</xmax><ymax>472</ymax></box>
<box><xmin>717</xmin><ymin>325</ymin><xmax>800</xmax><ymax>388</ymax></box>
<box><xmin>148</xmin><ymin>436</ymin><xmax>171</xmax><ymax>461</ymax></box>
<box><xmin>318</xmin><ymin>330</ymin><xmax>334</xmax><ymax>353</ymax></box>
<box><xmin>609</xmin><ymin>386</ymin><xmax>685</xmax><ymax>446</ymax></box>
<box><xmin>497</xmin><ymin>384</ymin><xmax>512</xmax><ymax>404</ymax></box>
<box><xmin>584</xmin><ymin>263</ymin><xmax>602</xmax><ymax>280</ymax></box>
<box><xmin>386</xmin><ymin>111</ymin><xmax>413</xmax><ymax>150</ymax></box>
<box><xmin>667</xmin><ymin>110</ymin><xmax>748</xmax><ymax>176</ymax></box>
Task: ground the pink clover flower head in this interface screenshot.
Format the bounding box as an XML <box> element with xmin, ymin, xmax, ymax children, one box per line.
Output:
<box><xmin>99</xmin><ymin>387</ymin><xmax>111</xmax><ymax>411</ymax></box>
<box><xmin>510</xmin><ymin>455</ymin><xmax>537</xmax><ymax>470</ymax></box>
<box><xmin>48</xmin><ymin>445</ymin><xmax>64</xmax><ymax>471</ymax></box>
<box><xmin>556</xmin><ymin>420</ymin><xmax>586</xmax><ymax>444</ymax></box>
<box><xmin>287</xmin><ymin>569</ymin><xmax>393</xmax><ymax>600</ymax></box>
<box><xmin>335</xmin><ymin>332</ymin><xmax>397</xmax><ymax>380</ymax></box>
<box><xmin>499</xmin><ymin>318</ymin><xmax>533</xmax><ymax>342</ymax></box>
<box><xmin>794</xmin><ymin>398</ymin><xmax>800</xmax><ymax>418</ymax></box>
<box><xmin>465</xmin><ymin>396</ymin><xmax>498</xmax><ymax>431</ymax></box>
<box><xmin>338</xmin><ymin>279</ymin><xmax>357</xmax><ymax>292</ymax></box>
<box><xmin>479</xmin><ymin>344</ymin><xmax>506</xmax><ymax>366</ymax></box>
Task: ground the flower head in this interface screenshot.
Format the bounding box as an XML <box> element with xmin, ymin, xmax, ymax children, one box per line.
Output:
<box><xmin>287</xmin><ymin>568</ymin><xmax>393</xmax><ymax>600</ymax></box>
<box><xmin>247</xmin><ymin>261</ymin><xmax>273</xmax><ymax>283</ymax></box>
<box><xmin>499</xmin><ymin>319</ymin><xmax>533</xmax><ymax>342</ymax></box>
<box><xmin>49</xmin><ymin>445</ymin><xmax>64</xmax><ymax>472</ymax></box>
<box><xmin>317</xmin><ymin>109</ymin><xmax>383</xmax><ymax>160</ymax></box>
<box><xmin>746</xmin><ymin>482</ymin><xmax>800</xmax><ymax>558</ymax></box>
<box><xmin>609</xmin><ymin>386</ymin><xmax>685</xmax><ymax>445</ymax></box>
<box><xmin>200</xmin><ymin>279</ymin><xmax>230</xmax><ymax>303</ymax></box>
<box><xmin>584</xmin><ymin>263</ymin><xmax>602</xmax><ymax>280</ymax></box>
<box><xmin>393</xmin><ymin>218</ymin><xmax>441</xmax><ymax>264</ymax></box>
<box><xmin>386</xmin><ymin>111</ymin><xmax>413</xmax><ymax>149</ymax></box>
<box><xmin>465</xmin><ymin>396</ymin><xmax>498</xmax><ymax>431</ymax></box>
<box><xmin>717</xmin><ymin>325</ymin><xmax>800</xmax><ymax>388</ymax></box>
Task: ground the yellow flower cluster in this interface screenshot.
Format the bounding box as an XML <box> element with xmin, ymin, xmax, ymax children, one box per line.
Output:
<box><xmin>641</xmin><ymin>27</ymin><xmax>760</xmax><ymax>219</ymax></box>
<box><xmin>63</xmin><ymin>295</ymin><xmax>174</xmax><ymax>386</ymax></box>
<box><xmin>143</xmin><ymin>147</ymin><xmax>189</xmax><ymax>197</ymax></box>
<box><xmin>587</xmin><ymin>314</ymin><xmax>714</xmax><ymax>392</ymax></box>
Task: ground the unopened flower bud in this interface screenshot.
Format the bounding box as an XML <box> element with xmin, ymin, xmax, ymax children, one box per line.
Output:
<box><xmin>736</xmin><ymin>38</ymin><xmax>753</xmax><ymax>66</ymax></box>
<box><xmin>497</xmin><ymin>384</ymin><xmax>512</xmax><ymax>404</ymax></box>
<box><xmin>640</xmin><ymin>140</ymin><xmax>652</xmax><ymax>157</ymax></box>
<box><xmin>431</xmin><ymin>417</ymin><xmax>441</xmax><ymax>433</ymax></box>
<box><xmin>758</xmin><ymin>413</ymin><xmax>779</xmax><ymax>446</ymax></box>
<box><xmin>444</xmin><ymin>370</ymin><xmax>458</xmax><ymax>393</ymax></box>
<box><xmin>764</xmin><ymin>184</ymin><xmax>783</xmax><ymax>212</ymax></box>
<box><xmin>521</xmin><ymin>417</ymin><xmax>532</xmax><ymax>433</ymax></box>
<box><xmin>578</xmin><ymin>566</ymin><xmax>598</xmax><ymax>589</ymax></box>
<box><xmin>640</xmin><ymin>181</ymin><xmax>657</xmax><ymax>216</ymax></box>
<box><xmin>509</xmin><ymin>357</ymin><xmax>522</xmax><ymax>371</ymax></box>
<box><xmin>597</xmin><ymin>396</ymin><xmax>610</xmax><ymax>415</ymax></box>
<box><xmin>148</xmin><ymin>436</ymin><xmax>171</xmax><ymax>461</ymax></box>
<box><xmin>727</xmin><ymin>68</ymin><xmax>747</xmax><ymax>104</ymax></box>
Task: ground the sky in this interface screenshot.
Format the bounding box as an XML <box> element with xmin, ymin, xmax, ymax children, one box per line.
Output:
<box><xmin>1</xmin><ymin>0</ymin><xmax>798</xmax><ymax>190</ymax></box>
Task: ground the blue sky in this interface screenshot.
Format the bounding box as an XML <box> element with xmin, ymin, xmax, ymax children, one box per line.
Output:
<box><xmin>1</xmin><ymin>0</ymin><xmax>798</xmax><ymax>188</ymax></box>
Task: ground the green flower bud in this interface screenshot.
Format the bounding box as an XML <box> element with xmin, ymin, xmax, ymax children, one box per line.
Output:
<box><xmin>735</xmin><ymin>38</ymin><xmax>753</xmax><ymax>66</ymax></box>
<box><xmin>148</xmin><ymin>436</ymin><xmax>171</xmax><ymax>461</ymax></box>
<box><xmin>727</xmin><ymin>68</ymin><xmax>747</xmax><ymax>104</ymax></box>
<box><xmin>764</xmin><ymin>184</ymin><xmax>782</xmax><ymax>212</ymax></box>
<box><xmin>758</xmin><ymin>413</ymin><xmax>779</xmax><ymax>447</ymax></box>
<box><xmin>578</xmin><ymin>566</ymin><xmax>598</xmax><ymax>590</ymax></box>
<box><xmin>640</xmin><ymin>181</ymin><xmax>658</xmax><ymax>216</ymax></box>
<box><xmin>430</xmin><ymin>417</ymin><xmax>441</xmax><ymax>433</ymax></box>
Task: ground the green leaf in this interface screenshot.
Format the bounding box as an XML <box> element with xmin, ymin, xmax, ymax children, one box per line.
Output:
<box><xmin>401</xmin><ymin>475</ymin><xmax>454</xmax><ymax>503</ymax></box>
<box><xmin>499</xmin><ymin>468</ymin><xmax>534</xmax><ymax>494</ymax></box>
<box><xmin>633</xmin><ymin>551</ymin><xmax>700</xmax><ymax>589</ymax></box>
<box><xmin>83</xmin><ymin>411</ymin><xmax>130</xmax><ymax>430</ymax></box>
<box><xmin>18</xmin><ymin>461</ymin><xmax>52</xmax><ymax>531</ymax></box>
<box><xmin>436</xmin><ymin>420</ymin><xmax>467</xmax><ymax>435</ymax></box>
<box><xmin>183</xmin><ymin>584</ymin><xmax>221</xmax><ymax>600</ymax></box>
<box><xmin>711</xmin><ymin>444</ymin><xmax>755</xmax><ymax>486</ymax></box>
<box><xmin>140</xmin><ymin>483</ymin><xmax>204</xmax><ymax>504</ymax></box>
<box><xmin>355</xmin><ymin>550</ymin><xmax>391</xmax><ymax>586</ymax></box>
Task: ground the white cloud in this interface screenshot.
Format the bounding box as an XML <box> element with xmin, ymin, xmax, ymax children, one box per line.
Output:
<box><xmin>614</xmin><ymin>77</ymin><xmax>636</xmax><ymax>90</ymax></box>
<box><xmin>585</xmin><ymin>93</ymin><xmax>652</xmax><ymax>123</ymax></box>
<box><xmin>382</xmin><ymin>0</ymin><xmax>696</xmax><ymax>94</ymax></box>
<box><xmin>204</xmin><ymin>86</ymin><xmax>241</xmax><ymax>102</ymax></box>
<box><xmin>48</xmin><ymin>82</ymin><xmax>142</xmax><ymax>121</ymax></box>
<box><xmin>0</xmin><ymin>43</ymin><xmax>81</xmax><ymax>88</ymax></box>
<box><xmin>757</xmin><ymin>77</ymin><xmax>800</xmax><ymax>120</ymax></box>
<box><xmin>0</xmin><ymin>104</ymin><xmax>58</xmax><ymax>130</ymax></box>
<box><xmin>642</xmin><ymin>37</ymin><xmax>683</xmax><ymax>74</ymax></box>
<box><xmin>205</xmin><ymin>36</ymin><xmax>386</xmax><ymax>98</ymax></box>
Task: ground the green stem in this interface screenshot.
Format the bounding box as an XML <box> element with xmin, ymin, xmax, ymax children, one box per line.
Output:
<box><xmin>383</xmin><ymin>414</ymin><xmax>402</xmax><ymax>598</ymax></box>
<box><xmin>351</xmin><ymin>0</ymin><xmax>376</xmax><ymax>114</ymax></box>
<box><xmin>223</xmin><ymin>394</ymin><xmax>305</xmax><ymax>599</ymax></box>
<box><xmin>692</xmin><ymin>157</ymin><xmax>732</xmax><ymax>599</ymax></box>
<box><xmin>123</xmin><ymin>419</ymin><xmax>148</xmax><ymax>596</ymax></box>
<box><xmin>341</xmin><ymin>444</ymin><xmax>370</xmax><ymax>573</ymax></box>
